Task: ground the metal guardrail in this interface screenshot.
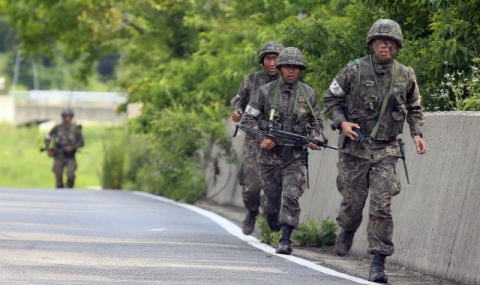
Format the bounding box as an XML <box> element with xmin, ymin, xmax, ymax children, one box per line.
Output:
<box><xmin>9</xmin><ymin>90</ymin><xmax>128</xmax><ymax>105</ymax></box>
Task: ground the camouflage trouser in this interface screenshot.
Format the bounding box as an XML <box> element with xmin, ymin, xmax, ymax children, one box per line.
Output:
<box><xmin>238</xmin><ymin>139</ymin><xmax>263</xmax><ymax>211</ymax></box>
<box><xmin>336</xmin><ymin>152</ymin><xmax>400</xmax><ymax>256</ymax></box>
<box><xmin>53</xmin><ymin>156</ymin><xmax>77</xmax><ymax>188</ymax></box>
<box><xmin>259</xmin><ymin>160</ymin><xmax>307</xmax><ymax>228</ymax></box>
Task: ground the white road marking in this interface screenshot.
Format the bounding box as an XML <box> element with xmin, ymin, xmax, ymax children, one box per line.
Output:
<box><xmin>134</xmin><ymin>191</ymin><xmax>377</xmax><ymax>285</ymax></box>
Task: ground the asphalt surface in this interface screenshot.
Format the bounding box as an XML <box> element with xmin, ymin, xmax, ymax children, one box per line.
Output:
<box><xmin>196</xmin><ymin>200</ymin><xmax>462</xmax><ymax>285</ymax></box>
<box><xmin>0</xmin><ymin>188</ymin><xmax>390</xmax><ymax>285</ymax></box>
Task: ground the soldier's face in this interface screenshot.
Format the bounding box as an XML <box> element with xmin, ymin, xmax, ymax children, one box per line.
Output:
<box><xmin>62</xmin><ymin>115</ymin><xmax>72</xmax><ymax>123</ymax></box>
<box><xmin>280</xmin><ymin>65</ymin><xmax>301</xmax><ymax>84</ymax></box>
<box><xmin>263</xmin><ymin>53</ymin><xmax>279</xmax><ymax>75</ymax></box>
<box><xmin>371</xmin><ymin>37</ymin><xmax>397</xmax><ymax>60</ymax></box>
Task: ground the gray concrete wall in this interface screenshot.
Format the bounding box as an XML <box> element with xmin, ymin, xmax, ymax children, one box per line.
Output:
<box><xmin>0</xmin><ymin>95</ymin><xmax>15</xmax><ymax>122</ymax></box>
<box><xmin>204</xmin><ymin>112</ymin><xmax>480</xmax><ymax>285</ymax></box>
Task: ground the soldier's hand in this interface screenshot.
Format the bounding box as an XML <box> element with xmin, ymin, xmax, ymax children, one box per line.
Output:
<box><xmin>231</xmin><ymin>109</ymin><xmax>243</xmax><ymax>122</ymax></box>
<box><xmin>307</xmin><ymin>142</ymin><xmax>321</xmax><ymax>150</ymax></box>
<box><xmin>413</xmin><ymin>136</ymin><xmax>427</xmax><ymax>155</ymax></box>
<box><xmin>260</xmin><ymin>138</ymin><xmax>276</xmax><ymax>150</ymax></box>
<box><xmin>47</xmin><ymin>150</ymin><xmax>54</xmax><ymax>157</ymax></box>
<box><xmin>64</xmin><ymin>145</ymin><xmax>74</xmax><ymax>153</ymax></box>
<box><xmin>340</xmin><ymin>121</ymin><xmax>360</xmax><ymax>140</ymax></box>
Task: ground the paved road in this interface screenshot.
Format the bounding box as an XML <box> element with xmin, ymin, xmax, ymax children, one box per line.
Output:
<box><xmin>0</xmin><ymin>189</ymin><xmax>377</xmax><ymax>285</ymax></box>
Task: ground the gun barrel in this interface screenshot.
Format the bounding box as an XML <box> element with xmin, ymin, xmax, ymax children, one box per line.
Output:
<box><xmin>233</xmin><ymin>125</ymin><xmax>240</xmax><ymax>137</ymax></box>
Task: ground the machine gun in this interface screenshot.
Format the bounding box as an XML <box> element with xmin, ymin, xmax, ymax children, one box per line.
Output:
<box><xmin>330</xmin><ymin>106</ymin><xmax>374</xmax><ymax>158</ymax></box>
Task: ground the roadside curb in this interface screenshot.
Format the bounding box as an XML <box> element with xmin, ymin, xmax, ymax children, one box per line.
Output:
<box><xmin>195</xmin><ymin>199</ymin><xmax>460</xmax><ymax>285</ymax></box>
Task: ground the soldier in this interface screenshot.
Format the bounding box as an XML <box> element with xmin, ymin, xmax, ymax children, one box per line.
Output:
<box><xmin>44</xmin><ymin>108</ymin><xmax>85</xmax><ymax>188</ymax></box>
<box><xmin>323</xmin><ymin>19</ymin><xmax>427</xmax><ymax>283</ymax></box>
<box><xmin>230</xmin><ymin>41</ymin><xmax>284</xmax><ymax>235</ymax></box>
<box><xmin>242</xmin><ymin>47</ymin><xmax>323</xmax><ymax>255</ymax></box>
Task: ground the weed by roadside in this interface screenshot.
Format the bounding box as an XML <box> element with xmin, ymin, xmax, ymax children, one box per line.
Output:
<box><xmin>257</xmin><ymin>216</ymin><xmax>338</xmax><ymax>249</ymax></box>
<box><xmin>257</xmin><ymin>216</ymin><xmax>281</xmax><ymax>247</ymax></box>
<box><xmin>292</xmin><ymin>218</ymin><xmax>338</xmax><ymax>247</ymax></box>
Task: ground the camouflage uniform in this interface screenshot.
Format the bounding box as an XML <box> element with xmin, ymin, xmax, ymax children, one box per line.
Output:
<box><xmin>242</xmin><ymin>48</ymin><xmax>323</xmax><ymax>229</ymax></box>
<box><xmin>45</xmin><ymin>109</ymin><xmax>85</xmax><ymax>188</ymax></box>
<box><xmin>231</xmin><ymin>70</ymin><xmax>280</xmax><ymax>211</ymax></box>
<box><xmin>323</xmin><ymin>19</ymin><xmax>425</xmax><ymax>257</ymax></box>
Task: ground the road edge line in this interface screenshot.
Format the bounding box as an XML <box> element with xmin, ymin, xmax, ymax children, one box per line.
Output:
<box><xmin>133</xmin><ymin>191</ymin><xmax>376</xmax><ymax>285</ymax></box>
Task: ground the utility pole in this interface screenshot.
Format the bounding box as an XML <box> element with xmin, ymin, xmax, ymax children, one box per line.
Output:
<box><xmin>12</xmin><ymin>50</ymin><xmax>21</xmax><ymax>88</ymax></box>
<box><xmin>32</xmin><ymin>59</ymin><xmax>40</xmax><ymax>90</ymax></box>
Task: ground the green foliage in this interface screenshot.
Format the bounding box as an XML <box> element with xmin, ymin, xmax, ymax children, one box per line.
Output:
<box><xmin>292</xmin><ymin>218</ymin><xmax>338</xmax><ymax>247</ymax></box>
<box><xmin>100</xmin><ymin>129</ymin><xmax>126</xmax><ymax>189</ymax></box>
<box><xmin>426</xmin><ymin>58</ymin><xmax>480</xmax><ymax>111</ymax></box>
<box><xmin>5</xmin><ymin>0</ymin><xmax>480</xmax><ymax>203</ymax></box>
<box><xmin>257</xmin><ymin>216</ymin><xmax>281</xmax><ymax>247</ymax></box>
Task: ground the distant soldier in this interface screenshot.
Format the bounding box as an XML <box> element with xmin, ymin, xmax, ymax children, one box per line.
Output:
<box><xmin>230</xmin><ymin>41</ymin><xmax>284</xmax><ymax>235</ymax></box>
<box><xmin>44</xmin><ymin>108</ymin><xmax>84</xmax><ymax>188</ymax></box>
<box><xmin>323</xmin><ymin>19</ymin><xmax>427</xmax><ymax>283</ymax></box>
<box><xmin>242</xmin><ymin>47</ymin><xmax>323</xmax><ymax>255</ymax></box>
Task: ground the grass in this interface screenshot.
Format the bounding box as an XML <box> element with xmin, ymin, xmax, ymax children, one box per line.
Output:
<box><xmin>0</xmin><ymin>122</ymin><xmax>124</xmax><ymax>189</ymax></box>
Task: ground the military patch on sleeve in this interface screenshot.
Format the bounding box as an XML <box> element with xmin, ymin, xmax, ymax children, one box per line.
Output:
<box><xmin>245</xmin><ymin>105</ymin><xmax>261</xmax><ymax>117</ymax></box>
<box><xmin>329</xmin><ymin>79</ymin><xmax>346</xmax><ymax>96</ymax></box>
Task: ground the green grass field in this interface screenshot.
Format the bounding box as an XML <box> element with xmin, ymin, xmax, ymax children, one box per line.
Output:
<box><xmin>0</xmin><ymin>123</ymin><xmax>124</xmax><ymax>189</ymax></box>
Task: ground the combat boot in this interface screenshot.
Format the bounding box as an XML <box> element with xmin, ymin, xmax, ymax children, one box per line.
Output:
<box><xmin>265</xmin><ymin>212</ymin><xmax>280</xmax><ymax>232</ymax></box>
<box><xmin>276</xmin><ymin>225</ymin><xmax>293</xmax><ymax>255</ymax></box>
<box><xmin>335</xmin><ymin>228</ymin><xmax>356</xmax><ymax>256</ymax></box>
<box><xmin>242</xmin><ymin>210</ymin><xmax>258</xmax><ymax>235</ymax></box>
<box><xmin>368</xmin><ymin>253</ymin><xmax>388</xmax><ymax>283</ymax></box>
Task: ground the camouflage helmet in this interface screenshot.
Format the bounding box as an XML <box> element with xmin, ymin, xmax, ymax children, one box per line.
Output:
<box><xmin>276</xmin><ymin>47</ymin><xmax>306</xmax><ymax>70</ymax></box>
<box><xmin>258</xmin><ymin>41</ymin><xmax>285</xmax><ymax>64</ymax></box>
<box><xmin>61</xmin><ymin>108</ymin><xmax>74</xmax><ymax>117</ymax></box>
<box><xmin>366</xmin><ymin>19</ymin><xmax>403</xmax><ymax>48</ymax></box>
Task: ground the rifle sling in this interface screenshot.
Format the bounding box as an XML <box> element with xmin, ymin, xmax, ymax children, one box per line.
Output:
<box><xmin>298</xmin><ymin>83</ymin><xmax>327</xmax><ymax>142</ymax></box>
<box><xmin>369</xmin><ymin>58</ymin><xmax>400</xmax><ymax>141</ymax></box>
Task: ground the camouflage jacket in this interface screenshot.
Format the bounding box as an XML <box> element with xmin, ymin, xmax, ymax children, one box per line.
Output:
<box><xmin>230</xmin><ymin>70</ymin><xmax>280</xmax><ymax>112</ymax></box>
<box><xmin>242</xmin><ymin>78</ymin><xmax>323</xmax><ymax>165</ymax></box>
<box><xmin>323</xmin><ymin>55</ymin><xmax>425</xmax><ymax>160</ymax></box>
<box><xmin>46</xmin><ymin>123</ymin><xmax>85</xmax><ymax>157</ymax></box>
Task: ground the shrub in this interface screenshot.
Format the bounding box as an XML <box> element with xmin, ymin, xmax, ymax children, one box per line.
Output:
<box><xmin>100</xmin><ymin>128</ymin><xmax>126</xmax><ymax>189</ymax></box>
<box><xmin>257</xmin><ymin>216</ymin><xmax>281</xmax><ymax>247</ymax></box>
<box><xmin>426</xmin><ymin>58</ymin><xmax>480</xmax><ymax>111</ymax></box>
<box><xmin>292</xmin><ymin>218</ymin><xmax>338</xmax><ymax>247</ymax></box>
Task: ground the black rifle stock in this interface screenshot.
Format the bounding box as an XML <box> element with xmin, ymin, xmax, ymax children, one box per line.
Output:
<box><xmin>332</xmin><ymin>106</ymin><xmax>374</xmax><ymax>158</ymax></box>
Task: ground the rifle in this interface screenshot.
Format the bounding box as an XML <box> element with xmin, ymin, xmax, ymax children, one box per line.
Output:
<box><xmin>234</xmin><ymin>124</ymin><xmax>338</xmax><ymax>188</ymax></box>
<box><xmin>39</xmin><ymin>147</ymin><xmax>53</xmax><ymax>152</ymax></box>
<box><xmin>233</xmin><ymin>124</ymin><xmax>338</xmax><ymax>151</ymax></box>
<box><xmin>397</xmin><ymin>138</ymin><xmax>410</xmax><ymax>184</ymax></box>
<box><xmin>331</xmin><ymin>106</ymin><xmax>374</xmax><ymax>158</ymax></box>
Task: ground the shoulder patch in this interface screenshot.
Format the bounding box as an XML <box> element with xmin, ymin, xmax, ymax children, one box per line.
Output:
<box><xmin>245</xmin><ymin>104</ymin><xmax>261</xmax><ymax>117</ymax></box>
<box><xmin>329</xmin><ymin>79</ymin><xmax>346</xmax><ymax>96</ymax></box>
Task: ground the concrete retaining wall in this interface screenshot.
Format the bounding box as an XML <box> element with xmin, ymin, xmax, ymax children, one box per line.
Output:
<box><xmin>0</xmin><ymin>96</ymin><xmax>15</xmax><ymax>122</ymax></box>
<box><xmin>14</xmin><ymin>103</ymin><xmax>127</xmax><ymax>125</ymax></box>
<box><xmin>204</xmin><ymin>112</ymin><xmax>480</xmax><ymax>285</ymax></box>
